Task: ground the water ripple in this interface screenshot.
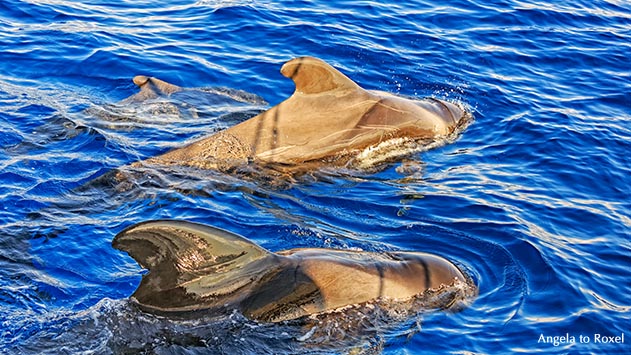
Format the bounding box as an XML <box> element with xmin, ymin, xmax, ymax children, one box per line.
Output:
<box><xmin>1</xmin><ymin>0</ymin><xmax>630</xmax><ymax>354</ymax></box>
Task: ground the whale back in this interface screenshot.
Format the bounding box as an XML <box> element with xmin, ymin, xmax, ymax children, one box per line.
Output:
<box><xmin>139</xmin><ymin>56</ymin><xmax>469</xmax><ymax>171</ymax></box>
<box><xmin>113</xmin><ymin>220</ymin><xmax>275</xmax><ymax>313</ymax></box>
<box><xmin>277</xmin><ymin>249</ymin><xmax>468</xmax><ymax>311</ymax></box>
<box><xmin>114</xmin><ymin>220</ymin><xmax>476</xmax><ymax>322</ymax></box>
<box><xmin>220</xmin><ymin>57</ymin><xmax>466</xmax><ymax>164</ymax></box>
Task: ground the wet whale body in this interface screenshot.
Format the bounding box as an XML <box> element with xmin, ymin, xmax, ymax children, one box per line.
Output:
<box><xmin>130</xmin><ymin>56</ymin><xmax>470</xmax><ymax>172</ymax></box>
<box><xmin>113</xmin><ymin>220</ymin><xmax>475</xmax><ymax>323</ymax></box>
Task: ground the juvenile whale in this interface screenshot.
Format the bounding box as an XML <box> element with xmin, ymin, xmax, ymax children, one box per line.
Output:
<box><xmin>131</xmin><ymin>56</ymin><xmax>469</xmax><ymax>171</ymax></box>
<box><xmin>123</xmin><ymin>75</ymin><xmax>181</xmax><ymax>103</ymax></box>
<box><xmin>113</xmin><ymin>220</ymin><xmax>474</xmax><ymax>323</ymax></box>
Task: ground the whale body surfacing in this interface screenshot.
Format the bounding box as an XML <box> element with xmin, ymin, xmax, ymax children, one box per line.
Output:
<box><xmin>134</xmin><ymin>56</ymin><xmax>470</xmax><ymax>172</ymax></box>
<box><xmin>113</xmin><ymin>220</ymin><xmax>475</xmax><ymax>323</ymax></box>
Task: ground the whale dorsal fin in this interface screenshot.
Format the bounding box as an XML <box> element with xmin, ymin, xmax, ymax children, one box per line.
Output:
<box><xmin>280</xmin><ymin>56</ymin><xmax>362</xmax><ymax>95</ymax></box>
<box><xmin>113</xmin><ymin>220</ymin><xmax>272</xmax><ymax>313</ymax></box>
<box><xmin>125</xmin><ymin>75</ymin><xmax>181</xmax><ymax>102</ymax></box>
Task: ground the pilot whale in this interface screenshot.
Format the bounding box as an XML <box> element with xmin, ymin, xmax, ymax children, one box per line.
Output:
<box><xmin>113</xmin><ymin>220</ymin><xmax>475</xmax><ymax>323</ymax></box>
<box><xmin>123</xmin><ymin>75</ymin><xmax>181</xmax><ymax>102</ymax></box>
<box><xmin>129</xmin><ymin>56</ymin><xmax>470</xmax><ymax>172</ymax></box>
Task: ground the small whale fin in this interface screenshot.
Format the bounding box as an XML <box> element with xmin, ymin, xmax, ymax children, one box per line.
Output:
<box><xmin>280</xmin><ymin>56</ymin><xmax>361</xmax><ymax>95</ymax></box>
<box><xmin>113</xmin><ymin>220</ymin><xmax>272</xmax><ymax>313</ymax></box>
<box><xmin>123</xmin><ymin>75</ymin><xmax>181</xmax><ymax>102</ymax></box>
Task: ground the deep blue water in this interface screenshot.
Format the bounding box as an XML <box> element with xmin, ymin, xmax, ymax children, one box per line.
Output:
<box><xmin>1</xmin><ymin>0</ymin><xmax>630</xmax><ymax>354</ymax></box>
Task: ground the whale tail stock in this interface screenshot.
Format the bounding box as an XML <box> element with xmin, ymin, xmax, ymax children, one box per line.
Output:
<box><xmin>113</xmin><ymin>220</ymin><xmax>274</xmax><ymax>314</ymax></box>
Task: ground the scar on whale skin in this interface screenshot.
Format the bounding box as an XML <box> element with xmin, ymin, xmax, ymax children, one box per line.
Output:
<box><xmin>113</xmin><ymin>220</ymin><xmax>477</xmax><ymax>323</ymax></box>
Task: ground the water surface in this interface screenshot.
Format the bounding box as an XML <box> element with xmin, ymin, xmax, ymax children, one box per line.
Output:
<box><xmin>1</xmin><ymin>0</ymin><xmax>630</xmax><ymax>354</ymax></box>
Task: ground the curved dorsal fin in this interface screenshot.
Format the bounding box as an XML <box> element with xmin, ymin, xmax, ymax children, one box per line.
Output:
<box><xmin>113</xmin><ymin>220</ymin><xmax>272</xmax><ymax>312</ymax></box>
<box><xmin>133</xmin><ymin>75</ymin><xmax>181</xmax><ymax>95</ymax></box>
<box><xmin>280</xmin><ymin>56</ymin><xmax>361</xmax><ymax>94</ymax></box>
<box><xmin>125</xmin><ymin>75</ymin><xmax>181</xmax><ymax>102</ymax></box>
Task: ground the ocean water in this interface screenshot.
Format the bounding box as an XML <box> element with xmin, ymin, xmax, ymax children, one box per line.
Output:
<box><xmin>1</xmin><ymin>0</ymin><xmax>630</xmax><ymax>354</ymax></box>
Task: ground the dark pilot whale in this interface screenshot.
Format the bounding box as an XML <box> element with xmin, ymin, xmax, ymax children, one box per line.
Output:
<box><xmin>113</xmin><ymin>220</ymin><xmax>474</xmax><ymax>323</ymax></box>
<box><xmin>128</xmin><ymin>56</ymin><xmax>470</xmax><ymax>171</ymax></box>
